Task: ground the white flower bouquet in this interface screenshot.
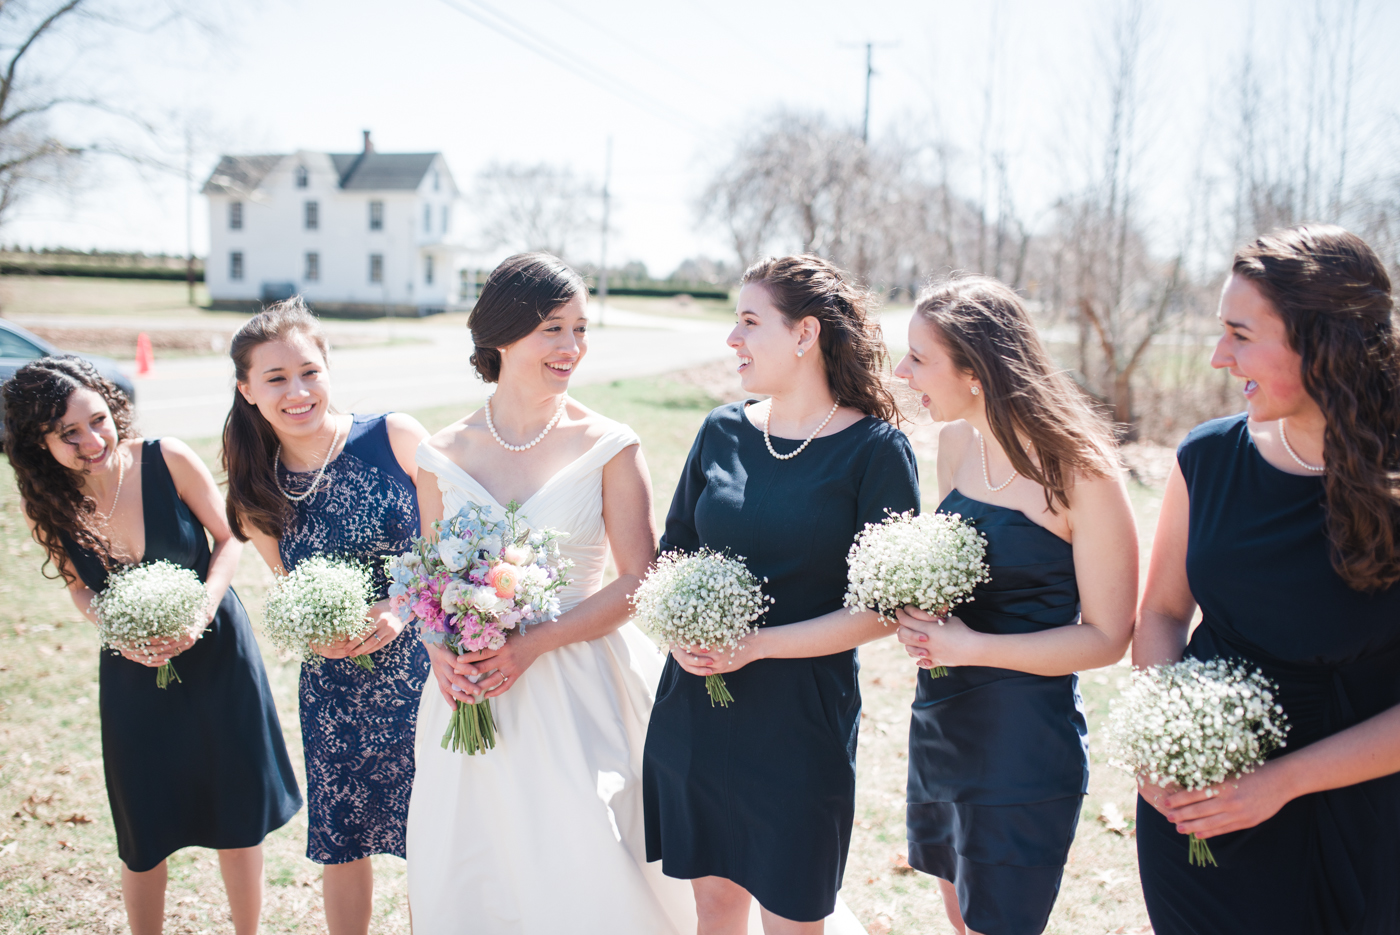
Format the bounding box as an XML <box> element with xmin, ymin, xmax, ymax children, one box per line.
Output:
<box><xmin>844</xmin><ymin>510</ymin><xmax>990</xmax><ymax>677</ymax></box>
<box><xmin>1105</xmin><ymin>657</ymin><xmax>1291</xmax><ymax>867</ymax></box>
<box><xmin>631</xmin><ymin>548</ymin><xmax>773</xmax><ymax>707</ymax></box>
<box><xmin>92</xmin><ymin>560</ymin><xmax>209</xmax><ymax>689</ymax></box>
<box><xmin>262</xmin><ymin>556</ymin><xmax>376</xmax><ymax>671</ymax></box>
<box><xmin>385</xmin><ymin>500</ymin><xmax>571</xmax><ymax>754</ymax></box>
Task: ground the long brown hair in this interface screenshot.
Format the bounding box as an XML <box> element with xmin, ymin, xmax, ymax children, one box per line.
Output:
<box><xmin>221</xmin><ymin>297</ymin><xmax>331</xmax><ymax>542</ymax></box>
<box><xmin>742</xmin><ymin>254</ymin><xmax>897</xmax><ymax>422</ymax></box>
<box><xmin>917</xmin><ymin>275</ymin><xmax>1117</xmax><ymax>512</ymax></box>
<box><xmin>468</xmin><ymin>253</ymin><xmax>587</xmax><ymax>383</ymax></box>
<box><xmin>2</xmin><ymin>356</ymin><xmax>140</xmax><ymax>582</ymax></box>
<box><xmin>1233</xmin><ymin>224</ymin><xmax>1400</xmax><ymax>592</ymax></box>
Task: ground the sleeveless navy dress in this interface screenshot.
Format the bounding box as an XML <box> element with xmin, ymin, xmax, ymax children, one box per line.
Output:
<box><xmin>277</xmin><ymin>414</ymin><xmax>430</xmax><ymax>864</ymax></box>
<box><xmin>63</xmin><ymin>439</ymin><xmax>301</xmax><ymax>873</ymax></box>
<box><xmin>1137</xmin><ymin>414</ymin><xmax>1400</xmax><ymax>935</ymax></box>
<box><xmin>643</xmin><ymin>401</ymin><xmax>920</xmax><ymax>923</ymax></box>
<box><xmin>906</xmin><ymin>489</ymin><xmax>1087</xmax><ymax>935</ymax></box>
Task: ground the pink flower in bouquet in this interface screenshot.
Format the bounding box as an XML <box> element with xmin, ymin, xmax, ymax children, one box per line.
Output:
<box><xmin>488</xmin><ymin>563</ymin><xmax>523</xmax><ymax>599</ymax></box>
<box><xmin>411</xmin><ymin>573</ymin><xmax>453</xmax><ymax>633</ymax></box>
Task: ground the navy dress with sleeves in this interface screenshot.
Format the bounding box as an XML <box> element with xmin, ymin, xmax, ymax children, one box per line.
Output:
<box><xmin>63</xmin><ymin>439</ymin><xmax>301</xmax><ymax>873</ymax></box>
<box><xmin>642</xmin><ymin>401</ymin><xmax>920</xmax><ymax>923</ymax></box>
<box><xmin>277</xmin><ymin>414</ymin><xmax>430</xmax><ymax>865</ymax></box>
<box><xmin>1136</xmin><ymin>414</ymin><xmax>1400</xmax><ymax>935</ymax></box>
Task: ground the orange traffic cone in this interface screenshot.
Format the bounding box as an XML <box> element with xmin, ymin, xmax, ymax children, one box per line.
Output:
<box><xmin>135</xmin><ymin>332</ymin><xmax>154</xmax><ymax>376</ymax></box>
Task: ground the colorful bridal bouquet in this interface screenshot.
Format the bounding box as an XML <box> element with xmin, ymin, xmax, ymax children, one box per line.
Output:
<box><xmin>631</xmin><ymin>548</ymin><xmax>773</xmax><ymax>707</ymax></box>
<box><xmin>844</xmin><ymin>510</ymin><xmax>990</xmax><ymax>677</ymax></box>
<box><xmin>1106</xmin><ymin>657</ymin><xmax>1290</xmax><ymax>867</ymax></box>
<box><xmin>263</xmin><ymin>556</ymin><xmax>377</xmax><ymax>671</ymax></box>
<box><xmin>386</xmin><ymin>501</ymin><xmax>570</xmax><ymax>755</ymax></box>
<box><xmin>92</xmin><ymin>560</ymin><xmax>209</xmax><ymax>689</ymax></box>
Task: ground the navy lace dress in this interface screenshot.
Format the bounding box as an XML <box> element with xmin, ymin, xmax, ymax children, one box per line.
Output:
<box><xmin>278</xmin><ymin>414</ymin><xmax>430</xmax><ymax>865</ymax></box>
<box><xmin>1136</xmin><ymin>414</ymin><xmax>1400</xmax><ymax>935</ymax></box>
<box><xmin>906</xmin><ymin>490</ymin><xmax>1087</xmax><ymax>935</ymax></box>
<box><xmin>643</xmin><ymin>401</ymin><xmax>920</xmax><ymax>923</ymax></box>
<box><xmin>63</xmin><ymin>439</ymin><xmax>301</xmax><ymax>872</ymax></box>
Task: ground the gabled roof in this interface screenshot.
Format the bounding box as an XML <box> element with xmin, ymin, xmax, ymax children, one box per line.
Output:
<box><xmin>201</xmin><ymin>155</ymin><xmax>284</xmax><ymax>195</ymax></box>
<box><xmin>329</xmin><ymin>152</ymin><xmax>440</xmax><ymax>190</ymax></box>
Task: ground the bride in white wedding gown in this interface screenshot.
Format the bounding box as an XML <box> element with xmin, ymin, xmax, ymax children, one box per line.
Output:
<box><xmin>406</xmin><ymin>254</ymin><xmax>863</xmax><ymax>934</ymax></box>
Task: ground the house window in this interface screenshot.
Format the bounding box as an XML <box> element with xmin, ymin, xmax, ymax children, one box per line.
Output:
<box><xmin>423</xmin><ymin>204</ymin><xmax>431</xmax><ymax>233</ymax></box>
<box><xmin>229</xmin><ymin>201</ymin><xmax>243</xmax><ymax>230</ymax></box>
<box><xmin>369</xmin><ymin>200</ymin><xmax>383</xmax><ymax>231</ymax></box>
<box><xmin>304</xmin><ymin>200</ymin><xmax>319</xmax><ymax>230</ymax></box>
<box><xmin>305</xmin><ymin>252</ymin><xmax>320</xmax><ymax>281</ymax></box>
<box><xmin>441</xmin><ymin>205</ymin><xmax>449</xmax><ymax>233</ymax></box>
<box><xmin>369</xmin><ymin>253</ymin><xmax>383</xmax><ymax>283</ymax></box>
<box><xmin>295</xmin><ymin>166</ymin><xmax>308</xmax><ymax>188</ymax></box>
<box><xmin>230</xmin><ymin>252</ymin><xmax>244</xmax><ymax>281</ymax></box>
<box><xmin>432</xmin><ymin>170</ymin><xmax>440</xmax><ymax>192</ymax></box>
<box><xmin>424</xmin><ymin>254</ymin><xmax>434</xmax><ymax>285</ymax></box>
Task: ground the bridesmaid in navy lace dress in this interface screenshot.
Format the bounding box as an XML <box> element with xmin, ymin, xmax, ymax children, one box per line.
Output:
<box><xmin>1134</xmin><ymin>226</ymin><xmax>1400</xmax><ymax>935</ymax></box>
<box><xmin>3</xmin><ymin>357</ymin><xmax>299</xmax><ymax>935</ymax></box>
<box><xmin>221</xmin><ymin>299</ymin><xmax>430</xmax><ymax>935</ymax></box>
<box><xmin>890</xmin><ymin>277</ymin><xmax>1138</xmax><ymax>935</ymax></box>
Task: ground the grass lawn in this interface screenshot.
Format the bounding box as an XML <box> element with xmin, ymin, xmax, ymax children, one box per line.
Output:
<box><xmin>0</xmin><ymin>373</ymin><xmax>1156</xmax><ymax>934</ymax></box>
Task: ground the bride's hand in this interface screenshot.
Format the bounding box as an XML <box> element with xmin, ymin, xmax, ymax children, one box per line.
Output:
<box><xmin>672</xmin><ymin>637</ymin><xmax>765</xmax><ymax>678</ymax></box>
<box><xmin>426</xmin><ymin>642</ymin><xmax>482</xmax><ymax>706</ymax></box>
<box><xmin>452</xmin><ymin>627</ymin><xmax>548</xmax><ymax>699</ymax></box>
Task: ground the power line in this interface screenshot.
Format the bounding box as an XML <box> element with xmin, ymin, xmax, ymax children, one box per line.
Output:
<box><xmin>436</xmin><ymin>0</ymin><xmax>708</xmax><ymax>136</ymax></box>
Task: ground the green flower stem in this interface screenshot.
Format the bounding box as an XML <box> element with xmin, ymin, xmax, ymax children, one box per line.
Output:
<box><xmin>1188</xmin><ymin>833</ymin><xmax>1218</xmax><ymax>868</ymax></box>
<box><xmin>441</xmin><ymin>697</ymin><xmax>498</xmax><ymax>754</ymax></box>
<box><xmin>352</xmin><ymin>654</ymin><xmax>375</xmax><ymax>672</ymax></box>
<box><xmin>928</xmin><ymin>665</ymin><xmax>949</xmax><ymax>679</ymax></box>
<box><xmin>704</xmin><ymin>674</ymin><xmax>734</xmax><ymax>707</ymax></box>
<box><xmin>155</xmin><ymin>661</ymin><xmax>181</xmax><ymax>690</ymax></box>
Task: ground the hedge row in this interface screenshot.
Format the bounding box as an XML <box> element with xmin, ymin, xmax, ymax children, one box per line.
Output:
<box><xmin>0</xmin><ymin>264</ymin><xmax>204</xmax><ymax>282</ymax></box>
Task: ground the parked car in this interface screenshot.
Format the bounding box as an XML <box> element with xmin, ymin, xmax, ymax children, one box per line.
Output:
<box><xmin>0</xmin><ymin>319</ymin><xmax>137</xmax><ymax>442</ymax></box>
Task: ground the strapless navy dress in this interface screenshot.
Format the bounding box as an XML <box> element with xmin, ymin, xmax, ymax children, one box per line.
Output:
<box><xmin>1137</xmin><ymin>414</ymin><xmax>1400</xmax><ymax>935</ymax></box>
<box><xmin>63</xmin><ymin>439</ymin><xmax>301</xmax><ymax>872</ymax></box>
<box><xmin>906</xmin><ymin>489</ymin><xmax>1087</xmax><ymax>935</ymax></box>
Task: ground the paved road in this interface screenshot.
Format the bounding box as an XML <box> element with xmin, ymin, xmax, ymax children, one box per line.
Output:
<box><xmin>108</xmin><ymin>305</ymin><xmax>736</xmax><ymax>440</ymax></box>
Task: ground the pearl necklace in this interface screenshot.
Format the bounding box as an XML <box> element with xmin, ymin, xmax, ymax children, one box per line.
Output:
<box><xmin>763</xmin><ymin>399</ymin><xmax>839</xmax><ymax>461</ymax></box>
<box><xmin>980</xmin><ymin>431</ymin><xmax>1019</xmax><ymax>492</ymax></box>
<box><xmin>275</xmin><ymin>418</ymin><xmax>343</xmax><ymax>503</ymax></box>
<box><xmin>486</xmin><ymin>394</ymin><xmax>566</xmax><ymax>451</ymax></box>
<box><xmin>1278</xmin><ymin>419</ymin><xmax>1325</xmax><ymax>473</ymax></box>
<box><xmin>93</xmin><ymin>444</ymin><xmax>127</xmax><ymax>525</ymax></box>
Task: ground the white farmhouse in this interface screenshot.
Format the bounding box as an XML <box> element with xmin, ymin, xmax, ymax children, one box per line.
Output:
<box><xmin>203</xmin><ymin>132</ymin><xmax>468</xmax><ymax>317</ymax></box>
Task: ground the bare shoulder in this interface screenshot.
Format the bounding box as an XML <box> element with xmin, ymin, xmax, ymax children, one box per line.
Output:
<box><xmin>1065</xmin><ymin>464</ymin><xmax>1134</xmax><ymax>527</ymax></box>
<box><xmin>564</xmin><ymin>397</ymin><xmax>631</xmax><ymax>444</ymax></box>
<box><xmin>937</xmin><ymin>420</ymin><xmax>975</xmax><ymax>464</ymax></box>
<box><xmin>153</xmin><ymin>437</ymin><xmax>211</xmax><ymax>479</ymax></box>
<box><xmin>384</xmin><ymin>412</ymin><xmax>429</xmax><ymax>445</ymax></box>
<box><xmin>425</xmin><ymin>407</ymin><xmax>485</xmax><ymax>455</ymax></box>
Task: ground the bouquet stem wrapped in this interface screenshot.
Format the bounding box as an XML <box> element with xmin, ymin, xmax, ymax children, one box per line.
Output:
<box><xmin>844</xmin><ymin>510</ymin><xmax>990</xmax><ymax>678</ymax></box>
<box><xmin>1106</xmin><ymin>657</ymin><xmax>1290</xmax><ymax>868</ymax></box>
<box><xmin>92</xmin><ymin>560</ymin><xmax>208</xmax><ymax>689</ymax></box>
<box><xmin>631</xmin><ymin>548</ymin><xmax>773</xmax><ymax>707</ymax></box>
<box><xmin>387</xmin><ymin>500</ymin><xmax>570</xmax><ymax>755</ymax></box>
<box><xmin>262</xmin><ymin>557</ymin><xmax>376</xmax><ymax>671</ymax></box>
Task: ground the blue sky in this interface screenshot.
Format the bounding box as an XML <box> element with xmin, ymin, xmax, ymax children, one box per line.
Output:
<box><xmin>11</xmin><ymin>0</ymin><xmax>1399</xmax><ymax>276</ymax></box>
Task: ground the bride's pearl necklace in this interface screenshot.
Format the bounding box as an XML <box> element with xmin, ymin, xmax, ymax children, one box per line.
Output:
<box><xmin>763</xmin><ymin>399</ymin><xmax>839</xmax><ymax>461</ymax></box>
<box><xmin>1278</xmin><ymin>418</ymin><xmax>1325</xmax><ymax>473</ymax></box>
<box><xmin>486</xmin><ymin>394</ymin><xmax>566</xmax><ymax>451</ymax></box>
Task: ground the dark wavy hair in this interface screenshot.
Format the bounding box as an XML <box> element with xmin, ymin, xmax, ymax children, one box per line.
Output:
<box><xmin>1233</xmin><ymin>224</ymin><xmax>1400</xmax><ymax>592</ymax></box>
<box><xmin>2</xmin><ymin>356</ymin><xmax>139</xmax><ymax>582</ymax></box>
<box><xmin>741</xmin><ymin>254</ymin><xmax>897</xmax><ymax>423</ymax></box>
<box><xmin>916</xmin><ymin>275</ymin><xmax>1117</xmax><ymax>512</ymax></box>
<box><xmin>468</xmin><ymin>253</ymin><xmax>587</xmax><ymax>383</ymax></box>
<box><xmin>221</xmin><ymin>296</ymin><xmax>330</xmax><ymax>542</ymax></box>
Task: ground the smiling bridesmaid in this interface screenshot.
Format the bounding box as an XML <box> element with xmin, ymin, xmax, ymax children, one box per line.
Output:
<box><xmin>891</xmin><ymin>275</ymin><xmax>1137</xmax><ymax>935</ymax></box>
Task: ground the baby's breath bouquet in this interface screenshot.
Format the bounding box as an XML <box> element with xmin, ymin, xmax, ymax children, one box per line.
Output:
<box><xmin>631</xmin><ymin>548</ymin><xmax>773</xmax><ymax>707</ymax></box>
<box><xmin>92</xmin><ymin>560</ymin><xmax>209</xmax><ymax>689</ymax></box>
<box><xmin>844</xmin><ymin>510</ymin><xmax>990</xmax><ymax>677</ymax></box>
<box><xmin>1106</xmin><ymin>657</ymin><xmax>1290</xmax><ymax>867</ymax></box>
<box><xmin>263</xmin><ymin>556</ymin><xmax>376</xmax><ymax>671</ymax></box>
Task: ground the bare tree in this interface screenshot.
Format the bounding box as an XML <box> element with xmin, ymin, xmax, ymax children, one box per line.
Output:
<box><xmin>473</xmin><ymin>161</ymin><xmax>598</xmax><ymax>261</ymax></box>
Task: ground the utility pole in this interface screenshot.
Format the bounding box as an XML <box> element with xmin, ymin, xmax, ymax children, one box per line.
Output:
<box><xmin>184</xmin><ymin>126</ymin><xmax>195</xmax><ymax>307</ymax></box>
<box><xmin>842</xmin><ymin>41</ymin><xmax>896</xmax><ymax>145</ymax></box>
<box><xmin>597</xmin><ymin>136</ymin><xmax>612</xmax><ymax>327</ymax></box>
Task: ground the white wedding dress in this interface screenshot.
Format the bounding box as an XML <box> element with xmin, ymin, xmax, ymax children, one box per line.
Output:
<box><xmin>406</xmin><ymin>422</ymin><xmax>865</xmax><ymax>934</ymax></box>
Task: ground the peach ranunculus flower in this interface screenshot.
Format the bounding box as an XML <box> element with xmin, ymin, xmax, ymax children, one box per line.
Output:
<box><xmin>487</xmin><ymin>562</ymin><xmax>523</xmax><ymax>599</ymax></box>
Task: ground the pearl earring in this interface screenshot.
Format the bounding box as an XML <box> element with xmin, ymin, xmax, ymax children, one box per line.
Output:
<box><xmin>796</xmin><ymin>348</ymin><xmax>804</xmax><ymax>357</ymax></box>
<box><xmin>970</xmin><ymin>386</ymin><xmax>980</xmax><ymax>396</ymax></box>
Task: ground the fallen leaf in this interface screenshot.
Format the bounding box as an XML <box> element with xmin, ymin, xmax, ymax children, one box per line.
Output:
<box><xmin>1098</xmin><ymin>801</ymin><xmax>1136</xmax><ymax>837</ymax></box>
<box><xmin>867</xmin><ymin>915</ymin><xmax>893</xmax><ymax>935</ymax></box>
<box><xmin>57</xmin><ymin>839</ymin><xmax>74</xmax><ymax>850</ymax></box>
<box><xmin>891</xmin><ymin>852</ymin><xmax>916</xmax><ymax>875</ymax></box>
<box><xmin>12</xmin><ymin>624</ymin><xmax>27</xmax><ymax>636</ymax></box>
<box><xmin>0</xmin><ymin>842</ymin><xmax>16</xmax><ymax>856</ymax></box>
<box><xmin>54</xmin><ymin>765</ymin><xmax>72</xmax><ymax>775</ymax></box>
<box><xmin>63</xmin><ymin>813</ymin><xmax>92</xmax><ymax>825</ymax></box>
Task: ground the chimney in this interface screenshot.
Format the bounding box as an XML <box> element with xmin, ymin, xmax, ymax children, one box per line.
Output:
<box><xmin>362</xmin><ymin>130</ymin><xmax>373</xmax><ymax>153</ymax></box>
